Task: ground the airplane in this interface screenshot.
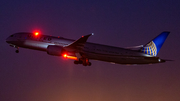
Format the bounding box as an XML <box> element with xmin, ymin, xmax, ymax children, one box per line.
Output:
<box><xmin>6</xmin><ymin>31</ymin><xmax>170</xmax><ymax>66</ymax></box>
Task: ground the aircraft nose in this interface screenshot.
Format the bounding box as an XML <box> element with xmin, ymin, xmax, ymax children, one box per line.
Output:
<box><xmin>6</xmin><ymin>35</ymin><xmax>13</xmax><ymax>43</ymax></box>
<box><xmin>6</xmin><ymin>37</ymin><xmax>10</xmax><ymax>43</ymax></box>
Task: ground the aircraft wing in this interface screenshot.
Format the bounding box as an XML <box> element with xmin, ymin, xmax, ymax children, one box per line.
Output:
<box><xmin>63</xmin><ymin>33</ymin><xmax>93</xmax><ymax>52</ymax></box>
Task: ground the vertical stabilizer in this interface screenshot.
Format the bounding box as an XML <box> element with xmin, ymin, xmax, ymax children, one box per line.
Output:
<box><xmin>141</xmin><ymin>32</ymin><xmax>170</xmax><ymax>56</ymax></box>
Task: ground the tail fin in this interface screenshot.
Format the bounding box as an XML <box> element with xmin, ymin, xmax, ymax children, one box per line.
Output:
<box><xmin>141</xmin><ymin>31</ymin><xmax>170</xmax><ymax>56</ymax></box>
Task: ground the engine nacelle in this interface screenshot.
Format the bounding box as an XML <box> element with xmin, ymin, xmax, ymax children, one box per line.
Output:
<box><xmin>47</xmin><ymin>45</ymin><xmax>64</xmax><ymax>56</ymax></box>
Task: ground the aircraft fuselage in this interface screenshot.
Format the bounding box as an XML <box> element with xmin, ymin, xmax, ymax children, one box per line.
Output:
<box><xmin>6</xmin><ymin>32</ymin><xmax>167</xmax><ymax>66</ymax></box>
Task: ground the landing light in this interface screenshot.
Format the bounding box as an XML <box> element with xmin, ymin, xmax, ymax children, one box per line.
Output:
<box><xmin>62</xmin><ymin>54</ymin><xmax>77</xmax><ymax>60</ymax></box>
<box><xmin>63</xmin><ymin>54</ymin><xmax>67</xmax><ymax>58</ymax></box>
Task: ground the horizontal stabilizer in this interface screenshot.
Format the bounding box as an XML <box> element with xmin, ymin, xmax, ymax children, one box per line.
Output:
<box><xmin>125</xmin><ymin>45</ymin><xmax>143</xmax><ymax>50</ymax></box>
<box><xmin>162</xmin><ymin>59</ymin><xmax>174</xmax><ymax>61</ymax></box>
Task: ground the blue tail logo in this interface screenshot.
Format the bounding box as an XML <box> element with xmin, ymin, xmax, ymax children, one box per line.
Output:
<box><xmin>141</xmin><ymin>32</ymin><xmax>170</xmax><ymax>56</ymax></box>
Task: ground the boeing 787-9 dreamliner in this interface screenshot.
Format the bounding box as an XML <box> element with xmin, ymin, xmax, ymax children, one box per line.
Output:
<box><xmin>6</xmin><ymin>31</ymin><xmax>170</xmax><ymax>66</ymax></box>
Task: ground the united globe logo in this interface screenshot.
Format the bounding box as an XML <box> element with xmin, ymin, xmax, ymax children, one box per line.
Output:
<box><xmin>141</xmin><ymin>41</ymin><xmax>157</xmax><ymax>56</ymax></box>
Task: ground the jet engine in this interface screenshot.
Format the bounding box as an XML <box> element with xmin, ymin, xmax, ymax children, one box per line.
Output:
<box><xmin>47</xmin><ymin>45</ymin><xmax>64</xmax><ymax>56</ymax></box>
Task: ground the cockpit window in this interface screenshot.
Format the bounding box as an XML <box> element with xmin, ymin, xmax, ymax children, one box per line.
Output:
<box><xmin>10</xmin><ymin>35</ymin><xmax>14</xmax><ymax>37</ymax></box>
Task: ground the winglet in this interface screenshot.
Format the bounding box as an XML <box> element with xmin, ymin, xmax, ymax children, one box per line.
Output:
<box><xmin>64</xmin><ymin>33</ymin><xmax>93</xmax><ymax>52</ymax></box>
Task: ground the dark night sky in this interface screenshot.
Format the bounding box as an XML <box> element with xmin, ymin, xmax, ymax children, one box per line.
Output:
<box><xmin>1</xmin><ymin>0</ymin><xmax>180</xmax><ymax>101</ymax></box>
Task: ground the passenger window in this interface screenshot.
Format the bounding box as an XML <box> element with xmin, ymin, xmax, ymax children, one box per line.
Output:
<box><xmin>48</xmin><ymin>37</ymin><xmax>52</xmax><ymax>41</ymax></box>
<box><xmin>28</xmin><ymin>34</ymin><xmax>31</xmax><ymax>38</ymax></box>
<box><xmin>44</xmin><ymin>37</ymin><xmax>47</xmax><ymax>40</ymax></box>
<box><xmin>39</xmin><ymin>36</ymin><xmax>43</xmax><ymax>40</ymax></box>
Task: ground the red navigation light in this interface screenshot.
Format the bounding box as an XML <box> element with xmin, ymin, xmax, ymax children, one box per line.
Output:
<box><xmin>33</xmin><ymin>30</ymin><xmax>40</xmax><ymax>36</ymax></box>
<box><xmin>34</xmin><ymin>32</ymin><xmax>39</xmax><ymax>36</ymax></box>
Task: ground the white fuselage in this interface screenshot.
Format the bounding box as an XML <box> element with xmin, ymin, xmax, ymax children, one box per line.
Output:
<box><xmin>6</xmin><ymin>32</ymin><xmax>164</xmax><ymax>65</ymax></box>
